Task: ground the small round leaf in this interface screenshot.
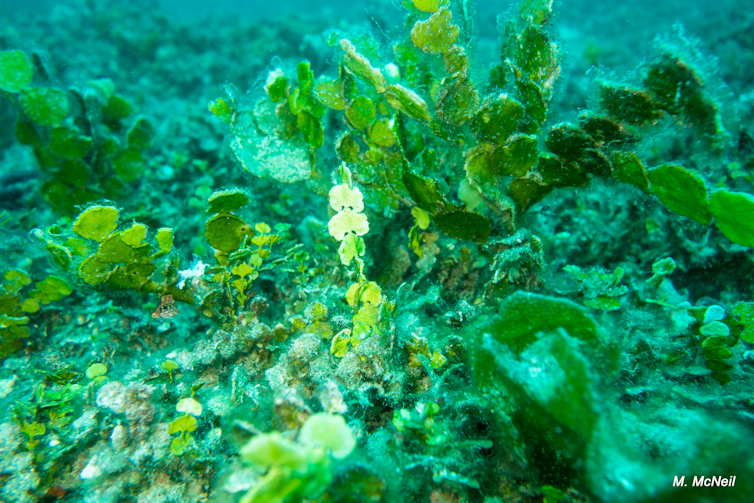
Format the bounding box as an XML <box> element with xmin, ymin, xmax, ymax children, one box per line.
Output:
<box><xmin>73</xmin><ymin>206</ymin><xmax>119</xmax><ymax>242</ymax></box>
<box><xmin>0</xmin><ymin>50</ymin><xmax>33</xmax><ymax>92</ymax></box>
<box><xmin>19</xmin><ymin>87</ymin><xmax>69</xmax><ymax>126</ymax></box>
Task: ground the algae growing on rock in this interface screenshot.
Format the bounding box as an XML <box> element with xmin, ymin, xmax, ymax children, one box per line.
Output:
<box><xmin>1</xmin><ymin>0</ymin><xmax>754</xmax><ymax>502</ymax></box>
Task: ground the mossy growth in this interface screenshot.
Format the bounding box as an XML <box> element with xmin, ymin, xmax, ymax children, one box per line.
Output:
<box><xmin>564</xmin><ymin>265</ymin><xmax>628</xmax><ymax>311</ymax></box>
<box><xmin>405</xmin><ymin>334</ymin><xmax>447</xmax><ymax>370</ymax></box>
<box><xmin>392</xmin><ymin>401</ymin><xmax>447</xmax><ymax>445</ymax></box>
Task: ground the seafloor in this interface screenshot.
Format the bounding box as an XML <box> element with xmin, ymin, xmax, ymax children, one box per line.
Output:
<box><xmin>1</xmin><ymin>0</ymin><xmax>754</xmax><ymax>502</ymax></box>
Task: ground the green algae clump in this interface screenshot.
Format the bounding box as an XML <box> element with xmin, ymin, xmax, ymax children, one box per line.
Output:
<box><xmin>101</xmin><ymin>94</ymin><xmax>134</xmax><ymax>128</ymax></box>
<box><xmin>112</xmin><ymin>147</ymin><xmax>145</xmax><ymax>182</ymax></box>
<box><xmin>412</xmin><ymin>0</ymin><xmax>440</xmax><ymax>13</ymax></box>
<box><xmin>155</xmin><ymin>228</ymin><xmax>174</xmax><ymax>255</ymax></box>
<box><xmin>120</xmin><ymin>223</ymin><xmax>148</xmax><ymax>247</ymax></box>
<box><xmin>467</xmin><ymin>291</ymin><xmax>620</xmax><ymax>468</ymax></box>
<box><xmin>733</xmin><ymin>302</ymin><xmax>754</xmax><ymax>344</ymax></box>
<box><xmin>471</xmin><ymin>94</ymin><xmax>525</xmax><ymax>144</ymax></box>
<box><xmin>85</xmin><ymin>363</ymin><xmax>108</xmax><ymax>379</ymax></box>
<box><xmin>410</xmin><ymin>8</ymin><xmax>459</xmax><ymax>55</ymax></box>
<box><xmin>599</xmin><ymin>84</ymin><xmax>664</xmax><ymax>126</ymax></box>
<box><xmin>384</xmin><ymin>84</ymin><xmax>431</xmax><ymax>122</ymax></box>
<box><xmin>434</xmin><ymin>210</ymin><xmax>491</xmax><ymax>243</ymax></box>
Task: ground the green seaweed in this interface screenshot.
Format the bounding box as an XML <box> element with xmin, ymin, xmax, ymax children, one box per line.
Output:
<box><xmin>647</xmin><ymin>164</ymin><xmax>712</xmax><ymax>225</ymax></box>
<box><xmin>599</xmin><ymin>84</ymin><xmax>664</xmax><ymax>126</ymax></box>
<box><xmin>0</xmin><ymin>49</ymin><xmax>33</xmax><ymax>92</ymax></box>
<box><xmin>73</xmin><ymin>206</ymin><xmax>120</xmax><ymax>242</ymax></box>
<box><xmin>205</xmin><ymin>214</ymin><xmax>251</xmax><ymax>253</ymax></box>
<box><xmin>410</xmin><ymin>8</ymin><xmax>459</xmax><ymax>55</ymax></box>
<box><xmin>710</xmin><ymin>189</ymin><xmax>754</xmax><ymax>247</ymax></box>
<box><xmin>19</xmin><ymin>87</ymin><xmax>69</xmax><ymax>126</ymax></box>
<box><xmin>434</xmin><ymin>210</ymin><xmax>491</xmax><ymax>243</ymax></box>
<box><xmin>470</xmin><ymin>93</ymin><xmax>525</xmax><ymax>144</ymax></box>
<box><xmin>4</xmin><ymin>1</ymin><xmax>754</xmax><ymax>502</ymax></box>
<box><xmin>207</xmin><ymin>188</ymin><xmax>250</xmax><ymax>215</ymax></box>
<box><xmin>345</xmin><ymin>96</ymin><xmax>376</xmax><ymax>130</ymax></box>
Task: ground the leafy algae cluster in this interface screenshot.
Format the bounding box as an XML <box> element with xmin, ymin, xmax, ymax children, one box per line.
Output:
<box><xmin>0</xmin><ymin>49</ymin><xmax>155</xmax><ymax>215</ymax></box>
<box><xmin>1</xmin><ymin>0</ymin><xmax>754</xmax><ymax>503</ymax></box>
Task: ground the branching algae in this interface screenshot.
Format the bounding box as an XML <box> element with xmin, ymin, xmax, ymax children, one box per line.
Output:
<box><xmin>0</xmin><ymin>0</ymin><xmax>754</xmax><ymax>502</ymax></box>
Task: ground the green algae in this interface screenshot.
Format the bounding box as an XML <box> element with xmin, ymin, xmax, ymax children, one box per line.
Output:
<box><xmin>0</xmin><ymin>49</ymin><xmax>33</xmax><ymax>92</ymax></box>
<box><xmin>19</xmin><ymin>87</ymin><xmax>69</xmax><ymax>126</ymax></box>
<box><xmin>711</xmin><ymin>189</ymin><xmax>754</xmax><ymax>247</ymax></box>
<box><xmin>73</xmin><ymin>206</ymin><xmax>120</xmax><ymax>242</ymax></box>
<box><xmin>648</xmin><ymin>164</ymin><xmax>712</xmax><ymax>225</ymax></box>
<box><xmin>1</xmin><ymin>1</ymin><xmax>754</xmax><ymax>502</ymax></box>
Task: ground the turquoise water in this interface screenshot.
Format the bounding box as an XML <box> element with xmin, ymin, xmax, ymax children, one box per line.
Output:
<box><xmin>1</xmin><ymin>1</ymin><xmax>753</xmax><ymax>502</ymax></box>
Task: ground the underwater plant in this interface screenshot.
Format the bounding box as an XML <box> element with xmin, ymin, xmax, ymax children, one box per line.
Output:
<box><xmin>0</xmin><ymin>49</ymin><xmax>154</xmax><ymax>215</ymax></box>
<box><xmin>0</xmin><ymin>0</ymin><xmax>753</xmax><ymax>502</ymax></box>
